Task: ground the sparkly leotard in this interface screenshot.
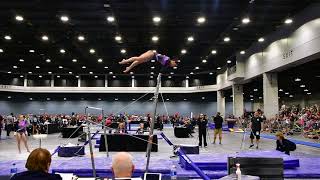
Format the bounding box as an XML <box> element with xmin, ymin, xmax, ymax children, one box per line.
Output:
<box><xmin>153</xmin><ymin>52</ymin><xmax>170</xmax><ymax>66</ymax></box>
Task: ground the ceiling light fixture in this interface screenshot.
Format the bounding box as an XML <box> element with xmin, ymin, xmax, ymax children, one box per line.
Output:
<box><xmin>294</xmin><ymin>78</ymin><xmax>301</xmax><ymax>82</ymax></box>
<box><xmin>153</xmin><ymin>16</ymin><xmax>161</xmax><ymax>23</ymax></box>
<box><xmin>42</xmin><ymin>35</ymin><xmax>49</xmax><ymax>41</ymax></box>
<box><xmin>181</xmin><ymin>49</ymin><xmax>187</xmax><ymax>54</ymax></box>
<box><xmin>98</xmin><ymin>58</ymin><xmax>103</xmax><ymax>63</ymax></box>
<box><xmin>209</xmin><ymin>72</ymin><xmax>213</xmax><ymax>75</ymax></box>
<box><xmin>89</xmin><ymin>72</ymin><xmax>93</xmax><ymax>74</ymax></box>
<box><xmin>227</xmin><ymin>60</ymin><xmax>232</xmax><ymax>64</ymax></box>
<box><xmin>211</xmin><ymin>50</ymin><xmax>217</xmax><ymax>54</ymax></box>
<box><xmin>94</xmin><ymin>76</ymin><xmax>98</xmax><ymax>78</ymax></box>
<box><xmin>4</xmin><ymin>35</ymin><xmax>12</xmax><ymax>40</ymax></box>
<box><xmin>19</xmin><ymin>59</ymin><xmax>24</xmax><ymax>62</ymax></box>
<box><xmin>35</xmin><ymin>66</ymin><xmax>40</xmax><ymax>69</ymax></box>
<box><xmin>195</xmin><ymin>66</ymin><xmax>199</xmax><ymax>70</ymax></box>
<box><xmin>57</xmin><ymin>75</ymin><xmax>60</xmax><ymax>78</ymax></box>
<box><xmin>300</xmin><ymin>84</ymin><xmax>305</xmax><ymax>88</ymax></box>
<box><xmin>13</xmin><ymin>66</ymin><xmax>18</xmax><ymax>69</ymax></box>
<box><xmin>15</xmin><ymin>15</ymin><xmax>24</xmax><ymax>21</ymax></box>
<box><xmin>197</xmin><ymin>17</ymin><xmax>206</xmax><ymax>23</ymax></box>
<box><xmin>240</xmin><ymin>50</ymin><xmax>246</xmax><ymax>54</ymax></box>
<box><xmin>223</xmin><ymin>37</ymin><xmax>230</xmax><ymax>42</ymax></box>
<box><xmin>39</xmin><ymin>75</ymin><xmax>42</xmax><ymax>78</ymax></box>
<box><xmin>29</xmin><ymin>50</ymin><xmax>35</xmax><ymax>53</ymax></box>
<box><xmin>48</xmin><ymin>72</ymin><xmax>52</xmax><ymax>74</ymax></box>
<box><xmin>59</xmin><ymin>66</ymin><xmax>63</xmax><ymax>69</ymax></box>
<box><xmin>46</xmin><ymin>59</ymin><xmax>51</xmax><ymax>63</ymax></box>
<box><xmin>89</xmin><ymin>49</ymin><xmax>95</xmax><ymax>54</ymax></box>
<box><xmin>72</xmin><ymin>59</ymin><xmax>77</xmax><ymax>62</ymax></box>
<box><xmin>258</xmin><ymin>37</ymin><xmax>264</xmax><ymax>42</ymax></box>
<box><xmin>28</xmin><ymin>71</ymin><xmax>32</xmax><ymax>74</ymax></box>
<box><xmin>120</xmin><ymin>49</ymin><xmax>126</xmax><ymax>54</ymax></box>
<box><xmin>187</xmin><ymin>36</ymin><xmax>194</xmax><ymax>42</ymax></box>
<box><xmin>242</xmin><ymin>17</ymin><xmax>250</xmax><ymax>24</ymax></box>
<box><xmin>0</xmin><ymin>49</ymin><xmax>3</xmax><ymax>53</ymax></box>
<box><xmin>78</xmin><ymin>35</ymin><xmax>85</xmax><ymax>41</ymax></box>
<box><xmin>82</xmin><ymin>66</ymin><xmax>86</xmax><ymax>69</ymax></box>
<box><xmin>60</xmin><ymin>49</ymin><xmax>65</xmax><ymax>54</ymax></box>
<box><xmin>217</xmin><ymin>67</ymin><xmax>221</xmax><ymax>70</ymax></box>
<box><xmin>115</xmin><ymin>36</ymin><xmax>122</xmax><ymax>41</ymax></box>
<box><xmin>60</xmin><ymin>15</ymin><xmax>69</xmax><ymax>22</ymax></box>
<box><xmin>152</xmin><ymin>36</ymin><xmax>159</xmax><ymax>42</ymax></box>
<box><xmin>7</xmin><ymin>71</ymin><xmax>11</xmax><ymax>74</ymax></box>
<box><xmin>284</xmin><ymin>18</ymin><xmax>293</xmax><ymax>24</ymax></box>
<box><xmin>107</xmin><ymin>16</ymin><xmax>115</xmax><ymax>22</ymax></box>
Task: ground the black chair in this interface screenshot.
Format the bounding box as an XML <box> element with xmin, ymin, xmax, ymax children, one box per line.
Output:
<box><xmin>228</xmin><ymin>157</ymin><xmax>284</xmax><ymax>180</ymax></box>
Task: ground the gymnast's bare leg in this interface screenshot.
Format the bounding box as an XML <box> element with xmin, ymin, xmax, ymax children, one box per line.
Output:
<box><xmin>119</xmin><ymin>50</ymin><xmax>154</xmax><ymax>73</ymax></box>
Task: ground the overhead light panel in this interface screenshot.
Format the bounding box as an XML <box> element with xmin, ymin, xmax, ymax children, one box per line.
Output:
<box><xmin>258</xmin><ymin>37</ymin><xmax>264</xmax><ymax>42</ymax></box>
<box><xmin>19</xmin><ymin>59</ymin><xmax>24</xmax><ymax>62</ymax></box>
<box><xmin>29</xmin><ymin>50</ymin><xmax>35</xmax><ymax>53</ymax></box>
<box><xmin>107</xmin><ymin>16</ymin><xmax>115</xmax><ymax>22</ymax></box>
<box><xmin>60</xmin><ymin>15</ymin><xmax>69</xmax><ymax>22</ymax></box>
<box><xmin>115</xmin><ymin>36</ymin><xmax>122</xmax><ymax>41</ymax></box>
<box><xmin>72</xmin><ymin>59</ymin><xmax>77</xmax><ymax>62</ymax></box>
<box><xmin>152</xmin><ymin>36</ymin><xmax>159</xmax><ymax>42</ymax></box>
<box><xmin>120</xmin><ymin>49</ymin><xmax>126</xmax><ymax>54</ymax></box>
<box><xmin>187</xmin><ymin>36</ymin><xmax>194</xmax><ymax>42</ymax></box>
<box><xmin>59</xmin><ymin>66</ymin><xmax>63</xmax><ymax>69</ymax></box>
<box><xmin>13</xmin><ymin>65</ymin><xmax>18</xmax><ymax>69</ymax></box>
<box><xmin>98</xmin><ymin>58</ymin><xmax>103</xmax><ymax>62</ymax></box>
<box><xmin>0</xmin><ymin>49</ymin><xmax>3</xmax><ymax>53</ymax></box>
<box><xmin>242</xmin><ymin>17</ymin><xmax>250</xmax><ymax>24</ymax></box>
<box><xmin>89</xmin><ymin>49</ymin><xmax>95</xmax><ymax>54</ymax></box>
<box><xmin>15</xmin><ymin>15</ymin><xmax>24</xmax><ymax>21</ymax></box>
<box><xmin>195</xmin><ymin>66</ymin><xmax>199</xmax><ymax>70</ymax></box>
<box><xmin>181</xmin><ymin>49</ymin><xmax>187</xmax><ymax>54</ymax></box>
<box><xmin>82</xmin><ymin>66</ymin><xmax>86</xmax><ymax>69</ymax></box>
<box><xmin>48</xmin><ymin>72</ymin><xmax>52</xmax><ymax>74</ymax></box>
<box><xmin>42</xmin><ymin>35</ymin><xmax>49</xmax><ymax>41</ymax></box>
<box><xmin>217</xmin><ymin>67</ymin><xmax>221</xmax><ymax>70</ymax></box>
<box><xmin>4</xmin><ymin>35</ymin><xmax>12</xmax><ymax>40</ymax></box>
<box><xmin>60</xmin><ymin>49</ymin><xmax>66</xmax><ymax>54</ymax></box>
<box><xmin>197</xmin><ymin>17</ymin><xmax>206</xmax><ymax>24</ymax></box>
<box><xmin>227</xmin><ymin>60</ymin><xmax>232</xmax><ymax>64</ymax></box>
<box><xmin>240</xmin><ymin>50</ymin><xmax>246</xmax><ymax>54</ymax></box>
<box><xmin>78</xmin><ymin>35</ymin><xmax>85</xmax><ymax>41</ymax></box>
<box><xmin>89</xmin><ymin>72</ymin><xmax>93</xmax><ymax>74</ymax></box>
<box><xmin>202</xmin><ymin>59</ymin><xmax>207</xmax><ymax>63</ymax></box>
<box><xmin>211</xmin><ymin>50</ymin><xmax>217</xmax><ymax>54</ymax></box>
<box><xmin>294</xmin><ymin>78</ymin><xmax>301</xmax><ymax>82</ymax></box>
<box><xmin>46</xmin><ymin>59</ymin><xmax>51</xmax><ymax>63</ymax></box>
<box><xmin>223</xmin><ymin>37</ymin><xmax>230</xmax><ymax>42</ymax></box>
<box><xmin>35</xmin><ymin>66</ymin><xmax>40</xmax><ymax>69</ymax></box>
<box><xmin>284</xmin><ymin>18</ymin><xmax>293</xmax><ymax>24</ymax></box>
<box><xmin>153</xmin><ymin>16</ymin><xmax>161</xmax><ymax>23</ymax></box>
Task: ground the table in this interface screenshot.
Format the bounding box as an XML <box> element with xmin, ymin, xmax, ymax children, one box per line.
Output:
<box><xmin>174</xmin><ymin>126</ymin><xmax>189</xmax><ymax>138</ymax></box>
<box><xmin>61</xmin><ymin>126</ymin><xmax>83</xmax><ymax>138</ymax></box>
<box><xmin>219</xmin><ymin>174</ymin><xmax>260</xmax><ymax>180</ymax></box>
<box><xmin>226</xmin><ymin>119</ymin><xmax>237</xmax><ymax>129</ymax></box>
<box><xmin>99</xmin><ymin>134</ymin><xmax>158</xmax><ymax>152</ymax></box>
<box><xmin>58</xmin><ymin>145</ymin><xmax>85</xmax><ymax>157</ymax></box>
<box><xmin>46</xmin><ymin>123</ymin><xmax>60</xmax><ymax>134</ymax></box>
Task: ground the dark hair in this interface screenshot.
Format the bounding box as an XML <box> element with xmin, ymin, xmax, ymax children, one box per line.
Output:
<box><xmin>25</xmin><ymin>148</ymin><xmax>51</xmax><ymax>172</ymax></box>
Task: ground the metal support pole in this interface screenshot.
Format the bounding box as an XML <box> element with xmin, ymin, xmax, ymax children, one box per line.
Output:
<box><xmin>102</xmin><ymin>110</ymin><xmax>109</xmax><ymax>157</ymax></box>
<box><xmin>145</xmin><ymin>73</ymin><xmax>161</xmax><ymax>172</ymax></box>
<box><xmin>85</xmin><ymin>107</ymin><xmax>97</xmax><ymax>178</ymax></box>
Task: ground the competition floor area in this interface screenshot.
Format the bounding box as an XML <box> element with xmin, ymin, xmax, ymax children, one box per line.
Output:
<box><xmin>1</xmin><ymin>126</ymin><xmax>320</xmax><ymax>180</ymax></box>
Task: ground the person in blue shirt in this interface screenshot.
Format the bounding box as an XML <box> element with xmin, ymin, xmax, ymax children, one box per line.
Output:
<box><xmin>10</xmin><ymin>148</ymin><xmax>62</xmax><ymax>180</ymax></box>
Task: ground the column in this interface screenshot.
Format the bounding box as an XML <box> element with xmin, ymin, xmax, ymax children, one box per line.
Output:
<box><xmin>263</xmin><ymin>73</ymin><xmax>279</xmax><ymax>118</ymax></box>
<box><xmin>232</xmin><ymin>84</ymin><xmax>244</xmax><ymax>118</ymax></box>
<box><xmin>105</xmin><ymin>75</ymin><xmax>108</xmax><ymax>87</ymax></box>
<box><xmin>50</xmin><ymin>75</ymin><xmax>54</xmax><ymax>87</ymax></box>
<box><xmin>185</xmin><ymin>79</ymin><xmax>189</xmax><ymax>88</ymax></box>
<box><xmin>23</xmin><ymin>75</ymin><xmax>27</xmax><ymax>87</ymax></box>
<box><xmin>217</xmin><ymin>90</ymin><xmax>225</xmax><ymax>118</ymax></box>
<box><xmin>131</xmin><ymin>78</ymin><xmax>135</xmax><ymax>87</ymax></box>
<box><xmin>78</xmin><ymin>75</ymin><xmax>81</xmax><ymax>87</ymax></box>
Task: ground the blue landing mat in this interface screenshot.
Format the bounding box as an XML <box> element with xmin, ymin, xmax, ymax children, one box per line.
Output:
<box><xmin>258</xmin><ymin>134</ymin><xmax>320</xmax><ymax>148</ymax></box>
<box><xmin>179</xmin><ymin>150</ymin><xmax>299</xmax><ymax>171</ymax></box>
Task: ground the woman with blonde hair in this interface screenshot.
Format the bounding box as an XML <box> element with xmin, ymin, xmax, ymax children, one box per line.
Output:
<box><xmin>15</xmin><ymin>115</ymin><xmax>30</xmax><ymax>153</ymax></box>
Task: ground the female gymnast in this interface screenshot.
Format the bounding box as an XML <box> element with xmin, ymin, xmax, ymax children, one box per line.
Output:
<box><xmin>15</xmin><ymin>115</ymin><xmax>30</xmax><ymax>153</ymax></box>
<box><xmin>119</xmin><ymin>50</ymin><xmax>178</xmax><ymax>73</ymax></box>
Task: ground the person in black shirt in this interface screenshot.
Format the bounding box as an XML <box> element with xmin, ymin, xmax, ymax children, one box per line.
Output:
<box><xmin>197</xmin><ymin>114</ymin><xmax>208</xmax><ymax>147</ymax></box>
<box><xmin>249</xmin><ymin>111</ymin><xmax>264</xmax><ymax>149</ymax></box>
<box><xmin>275</xmin><ymin>132</ymin><xmax>296</xmax><ymax>155</ymax></box>
<box><xmin>213</xmin><ymin>112</ymin><xmax>223</xmax><ymax>144</ymax></box>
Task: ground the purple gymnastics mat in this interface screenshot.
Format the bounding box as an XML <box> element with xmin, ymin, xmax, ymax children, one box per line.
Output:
<box><xmin>1</xmin><ymin>152</ymin><xmax>320</xmax><ymax>178</ymax></box>
<box><xmin>180</xmin><ymin>150</ymin><xmax>299</xmax><ymax>171</ymax></box>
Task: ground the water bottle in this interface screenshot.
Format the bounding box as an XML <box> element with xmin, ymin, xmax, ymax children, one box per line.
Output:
<box><xmin>10</xmin><ymin>163</ymin><xmax>17</xmax><ymax>177</ymax></box>
<box><xmin>170</xmin><ymin>165</ymin><xmax>177</xmax><ymax>180</ymax></box>
<box><xmin>235</xmin><ymin>163</ymin><xmax>241</xmax><ymax>180</ymax></box>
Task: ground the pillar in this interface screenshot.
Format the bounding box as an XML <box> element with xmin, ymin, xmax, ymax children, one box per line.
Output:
<box><xmin>105</xmin><ymin>75</ymin><xmax>108</xmax><ymax>87</ymax></box>
<box><xmin>50</xmin><ymin>75</ymin><xmax>54</xmax><ymax>87</ymax></box>
<box><xmin>186</xmin><ymin>79</ymin><xmax>189</xmax><ymax>88</ymax></box>
<box><xmin>232</xmin><ymin>84</ymin><xmax>244</xmax><ymax>118</ymax></box>
<box><xmin>23</xmin><ymin>75</ymin><xmax>27</xmax><ymax>87</ymax></box>
<box><xmin>263</xmin><ymin>73</ymin><xmax>279</xmax><ymax>118</ymax></box>
<box><xmin>131</xmin><ymin>78</ymin><xmax>135</xmax><ymax>87</ymax></box>
<box><xmin>217</xmin><ymin>90</ymin><xmax>225</xmax><ymax>118</ymax></box>
<box><xmin>78</xmin><ymin>75</ymin><xmax>81</xmax><ymax>87</ymax></box>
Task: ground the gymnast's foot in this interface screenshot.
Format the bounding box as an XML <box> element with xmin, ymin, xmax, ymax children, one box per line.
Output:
<box><xmin>118</xmin><ymin>59</ymin><xmax>127</xmax><ymax>64</ymax></box>
<box><xmin>123</xmin><ymin>67</ymin><xmax>130</xmax><ymax>73</ymax></box>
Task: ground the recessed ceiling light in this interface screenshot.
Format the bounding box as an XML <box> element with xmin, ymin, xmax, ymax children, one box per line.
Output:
<box><xmin>93</xmin><ymin>75</ymin><xmax>98</xmax><ymax>79</ymax></box>
<box><xmin>20</xmin><ymin>75</ymin><xmax>24</xmax><ymax>78</ymax></box>
<box><xmin>289</xmin><ymin>95</ymin><xmax>294</xmax><ymax>98</ymax></box>
<box><xmin>72</xmin><ymin>59</ymin><xmax>77</xmax><ymax>62</ymax></box>
<box><xmin>39</xmin><ymin>75</ymin><xmax>42</xmax><ymax>78</ymax></box>
<box><xmin>4</xmin><ymin>35</ymin><xmax>12</xmax><ymax>40</ymax></box>
<box><xmin>166</xmin><ymin>98</ymin><xmax>170</xmax><ymax>101</ymax></box>
<box><xmin>202</xmin><ymin>59</ymin><xmax>207</xmax><ymax>63</ymax></box>
<box><xmin>109</xmin><ymin>72</ymin><xmax>113</xmax><ymax>74</ymax></box>
<box><xmin>151</xmin><ymin>59</ymin><xmax>155</xmax><ymax>63</ymax></box>
<box><xmin>170</xmin><ymin>72</ymin><xmax>174</xmax><ymax>75</ymax></box>
<box><xmin>131</xmin><ymin>76</ymin><xmax>135</xmax><ymax>79</ymax></box>
<box><xmin>60</xmin><ymin>49</ymin><xmax>66</xmax><ymax>54</ymax></box>
<box><xmin>36</xmin><ymin>66</ymin><xmax>40</xmax><ymax>69</ymax></box>
<box><xmin>153</xmin><ymin>16</ymin><xmax>161</xmax><ymax>23</ymax></box>
<box><xmin>304</xmin><ymin>89</ymin><xmax>309</xmax><ymax>92</ymax></box>
<box><xmin>13</xmin><ymin>65</ymin><xmax>18</xmax><ymax>69</ymax></box>
<box><xmin>64</xmin><ymin>97</ymin><xmax>67</xmax><ymax>100</ymax></box>
<box><xmin>15</xmin><ymin>15</ymin><xmax>24</xmax><ymax>21</ymax></box>
<box><xmin>76</xmin><ymin>76</ymin><xmax>79</xmax><ymax>78</ymax></box>
<box><xmin>294</xmin><ymin>78</ymin><xmax>301</xmax><ymax>82</ymax></box>
<box><xmin>113</xmin><ymin>76</ymin><xmax>116</xmax><ymax>78</ymax></box>
<box><xmin>227</xmin><ymin>60</ymin><xmax>232</xmax><ymax>64</ymax></box>
<box><xmin>307</xmin><ymin>92</ymin><xmax>311</xmax><ymax>95</ymax></box>
<box><xmin>29</xmin><ymin>98</ymin><xmax>33</xmax><ymax>100</ymax></box>
<box><xmin>152</xmin><ymin>36</ymin><xmax>159</xmax><ymax>42</ymax></box>
<box><xmin>173</xmin><ymin>66</ymin><xmax>177</xmax><ymax>69</ymax></box>
<box><xmin>69</xmin><ymin>72</ymin><xmax>72</xmax><ymax>74</ymax></box>
<box><xmin>168</xmin><ymin>76</ymin><xmax>172</xmax><ymax>79</ymax></box>
<box><xmin>78</xmin><ymin>35</ymin><xmax>85</xmax><ymax>41</ymax></box>
<box><xmin>98</xmin><ymin>98</ymin><xmax>102</xmax><ymax>101</ymax></box>
<box><xmin>300</xmin><ymin>84</ymin><xmax>305</xmax><ymax>88</ymax></box>
<box><xmin>59</xmin><ymin>66</ymin><xmax>63</xmax><ymax>69</ymax></box>
<box><xmin>190</xmin><ymin>72</ymin><xmax>194</xmax><ymax>75</ymax></box>
<box><xmin>197</xmin><ymin>17</ymin><xmax>206</xmax><ymax>23</ymax></box>
<box><xmin>19</xmin><ymin>59</ymin><xmax>24</xmax><ymax>62</ymax></box>
<box><xmin>28</xmin><ymin>71</ymin><xmax>32</xmax><ymax>74</ymax></box>
<box><xmin>98</xmin><ymin>58</ymin><xmax>103</xmax><ymax>62</ymax></box>
<box><xmin>284</xmin><ymin>18</ymin><xmax>293</xmax><ymax>24</ymax></box>
<box><xmin>7</xmin><ymin>71</ymin><xmax>11</xmax><ymax>74</ymax></box>
<box><xmin>258</xmin><ymin>37</ymin><xmax>264</xmax><ymax>42</ymax></box>
<box><xmin>279</xmin><ymin>89</ymin><xmax>283</xmax><ymax>92</ymax></box>
<box><xmin>130</xmin><ymin>72</ymin><xmax>134</xmax><ymax>74</ymax></box>
<box><xmin>57</xmin><ymin>75</ymin><xmax>60</xmax><ymax>78</ymax></box>
<box><xmin>8</xmin><ymin>96</ymin><xmax>11</xmax><ymax>99</ymax></box>
<box><xmin>46</xmin><ymin>59</ymin><xmax>51</xmax><ymax>63</ymax></box>
<box><xmin>211</xmin><ymin>50</ymin><xmax>217</xmax><ymax>54</ymax></box>
<box><xmin>254</xmin><ymin>88</ymin><xmax>258</xmax><ymax>92</ymax></box>
<box><xmin>242</xmin><ymin>17</ymin><xmax>250</xmax><ymax>24</ymax></box>
<box><xmin>285</xmin><ymin>92</ymin><xmax>289</xmax><ymax>95</ymax></box>
<box><xmin>223</xmin><ymin>37</ymin><xmax>230</xmax><ymax>42</ymax></box>
<box><xmin>209</xmin><ymin>72</ymin><xmax>213</xmax><ymax>75</ymax></box>
<box><xmin>46</xmin><ymin>98</ymin><xmax>50</xmax><ymax>101</ymax></box>
<box><xmin>120</xmin><ymin>49</ymin><xmax>126</xmax><ymax>54</ymax></box>
<box><xmin>107</xmin><ymin>16</ymin><xmax>115</xmax><ymax>22</ymax></box>
<box><xmin>89</xmin><ymin>72</ymin><xmax>93</xmax><ymax>74</ymax></box>
<box><xmin>150</xmin><ymin>72</ymin><xmax>154</xmax><ymax>74</ymax></box>
<box><xmin>250</xmin><ymin>98</ymin><xmax>254</xmax><ymax>101</ymax></box>
<box><xmin>89</xmin><ymin>49</ymin><xmax>95</xmax><ymax>54</ymax></box>
<box><xmin>115</xmin><ymin>36</ymin><xmax>122</xmax><ymax>41</ymax></box>
<box><xmin>29</xmin><ymin>50</ymin><xmax>35</xmax><ymax>53</ymax></box>
<box><xmin>42</xmin><ymin>35</ymin><xmax>49</xmax><ymax>41</ymax></box>
<box><xmin>181</xmin><ymin>49</ymin><xmax>187</xmax><ymax>54</ymax></box>
<box><xmin>104</xmin><ymin>66</ymin><xmax>108</xmax><ymax>69</ymax></box>
<box><xmin>48</xmin><ymin>72</ymin><xmax>52</xmax><ymax>74</ymax></box>
<box><xmin>187</xmin><ymin>36</ymin><xmax>194</xmax><ymax>42</ymax></box>
<box><xmin>0</xmin><ymin>49</ymin><xmax>3</xmax><ymax>53</ymax></box>
<box><xmin>60</xmin><ymin>15</ymin><xmax>69</xmax><ymax>22</ymax></box>
<box><xmin>217</xmin><ymin>67</ymin><xmax>221</xmax><ymax>70</ymax></box>
<box><xmin>233</xmin><ymin>27</ymin><xmax>239</xmax><ymax>31</ymax></box>
<box><xmin>259</xmin><ymin>97</ymin><xmax>262</xmax><ymax>99</ymax></box>
<box><xmin>250</xmin><ymin>95</ymin><xmax>253</xmax><ymax>97</ymax></box>
<box><xmin>202</xmin><ymin>97</ymin><xmax>205</xmax><ymax>100</ymax></box>
<box><xmin>82</xmin><ymin>66</ymin><xmax>86</xmax><ymax>69</ymax></box>
<box><xmin>150</xmin><ymin>76</ymin><xmax>153</xmax><ymax>78</ymax></box>
<box><xmin>115</xmin><ymin>98</ymin><xmax>119</xmax><ymax>101</ymax></box>
<box><xmin>240</xmin><ymin>50</ymin><xmax>246</xmax><ymax>54</ymax></box>
<box><xmin>195</xmin><ymin>66</ymin><xmax>199</xmax><ymax>70</ymax></box>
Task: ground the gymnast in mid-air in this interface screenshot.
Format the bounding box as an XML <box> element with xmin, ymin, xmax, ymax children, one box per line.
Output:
<box><xmin>119</xmin><ymin>50</ymin><xmax>178</xmax><ymax>73</ymax></box>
